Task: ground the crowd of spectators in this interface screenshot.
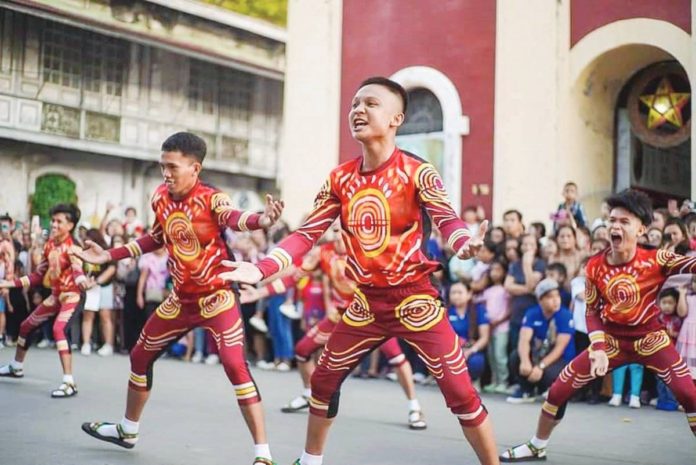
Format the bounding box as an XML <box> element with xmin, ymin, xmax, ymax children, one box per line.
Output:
<box><xmin>1</xmin><ymin>180</ymin><xmax>695</xmax><ymax>412</ymax></box>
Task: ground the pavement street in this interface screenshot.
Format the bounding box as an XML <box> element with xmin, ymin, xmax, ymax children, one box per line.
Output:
<box><xmin>1</xmin><ymin>348</ymin><xmax>694</xmax><ymax>465</ymax></box>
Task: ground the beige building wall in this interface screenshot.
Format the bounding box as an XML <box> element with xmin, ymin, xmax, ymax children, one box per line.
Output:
<box><xmin>279</xmin><ymin>0</ymin><xmax>343</xmax><ymax>228</ymax></box>
<box><xmin>495</xmin><ymin>0</ymin><xmax>695</xmax><ymax>229</ymax></box>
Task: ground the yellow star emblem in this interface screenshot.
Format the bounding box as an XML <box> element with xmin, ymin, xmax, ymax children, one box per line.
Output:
<box><xmin>639</xmin><ymin>77</ymin><xmax>690</xmax><ymax>129</ymax></box>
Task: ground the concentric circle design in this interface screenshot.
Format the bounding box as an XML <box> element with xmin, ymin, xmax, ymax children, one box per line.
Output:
<box><xmin>342</xmin><ymin>288</ymin><xmax>374</xmax><ymax>327</ymax></box>
<box><xmin>164</xmin><ymin>211</ymin><xmax>201</xmax><ymax>262</ymax></box>
<box><xmin>635</xmin><ymin>330</ymin><xmax>671</xmax><ymax>356</ymax></box>
<box><xmin>605</xmin><ymin>273</ymin><xmax>640</xmax><ymax>315</ymax></box>
<box><xmin>156</xmin><ymin>294</ymin><xmax>180</xmax><ymax>320</ymax></box>
<box><xmin>395</xmin><ymin>294</ymin><xmax>443</xmax><ymax>332</ymax></box>
<box><xmin>347</xmin><ymin>188</ymin><xmax>391</xmax><ymax>258</ymax></box>
<box><xmin>199</xmin><ymin>289</ymin><xmax>235</xmax><ymax>319</ymax></box>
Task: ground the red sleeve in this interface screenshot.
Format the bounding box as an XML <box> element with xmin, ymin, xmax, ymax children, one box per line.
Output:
<box><xmin>414</xmin><ymin>163</ymin><xmax>471</xmax><ymax>252</ymax></box>
<box><xmin>15</xmin><ymin>244</ymin><xmax>49</xmax><ymax>289</ymax></box>
<box><xmin>109</xmin><ymin>220</ymin><xmax>164</xmax><ymax>260</ymax></box>
<box><xmin>584</xmin><ymin>262</ymin><xmax>606</xmax><ymax>351</ymax></box>
<box><xmin>256</xmin><ymin>177</ymin><xmax>341</xmax><ymax>279</ymax></box>
<box><xmin>658</xmin><ymin>249</ymin><xmax>696</xmax><ymax>276</ymax></box>
<box><xmin>211</xmin><ymin>191</ymin><xmax>263</xmax><ymax>231</ymax></box>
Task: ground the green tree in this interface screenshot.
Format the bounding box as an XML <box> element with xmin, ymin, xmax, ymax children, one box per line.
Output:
<box><xmin>31</xmin><ymin>174</ymin><xmax>78</xmax><ymax>229</ymax></box>
<box><xmin>200</xmin><ymin>0</ymin><xmax>287</xmax><ymax>26</ymax></box>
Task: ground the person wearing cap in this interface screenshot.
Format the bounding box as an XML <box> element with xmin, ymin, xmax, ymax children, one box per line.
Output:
<box><xmin>506</xmin><ymin>278</ymin><xmax>574</xmax><ymax>405</ymax></box>
<box><xmin>501</xmin><ymin>189</ymin><xmax>696</xmax><ymax>462</ymax></box>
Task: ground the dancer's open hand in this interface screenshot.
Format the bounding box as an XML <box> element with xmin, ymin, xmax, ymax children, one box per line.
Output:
<box><xmin>456</xmin><ymin>220</ymin><xmax>488</xmax><ymax>259</ymax></box>
<box><xmin>239</xmin><ymin>284</ymin><xmax>262</xmax><ymax>304</ymax></box>
<box><xmin>259</xmin><ymin>194</ymin><xmax>285</xmax><ymax>229</ymax></box>
<box><xmin>72</xmin><ymin>240</ymin><xmax>110</xmax><ymax>265</ymax></box>
<box><xmin>589</xmin><ymin>349</ymin><xmax>609</xmax><ymax>377</ymax></box>
<box><xmin>220</xmin><ymin>260</ymin><xmax>263</xmax><ymax>285</ymax></box>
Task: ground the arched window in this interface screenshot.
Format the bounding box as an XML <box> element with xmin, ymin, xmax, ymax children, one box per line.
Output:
<box><xmin>615</xmin><ymin>61</ymin><xmax>691</xmax><ymax>203</ymax></box>
<box><xmin>396</xmin><ymin>88</ymin><xmax>446</xmax><ymax>176</ymax></box>
<box><xmin>31</xmin><ymin>174</ymin><xmax>77</xmax><ymax>228</ymax></box>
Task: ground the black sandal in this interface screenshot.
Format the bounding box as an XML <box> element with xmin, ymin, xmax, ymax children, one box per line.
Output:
<box><xmin>81</xmin><ymin>422</ymin><xmax>137</xmax><ymax>449</ymax></box>
<box><xmin>500</xmin><ymin>441</ymin><xmax>547</xmax><ymax>462</ymax></box>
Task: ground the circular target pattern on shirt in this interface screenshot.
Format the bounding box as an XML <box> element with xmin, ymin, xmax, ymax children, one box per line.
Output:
<box><xmin>347</xmin><ymin>188</ymin><xmax>390</xmax><ymax>258</ymax></box>
<box><xmin>605</xmin><ymin>273</ymin><xmax>640</xmax><ymax>315</ymax></box>
<box><xmin>199</xmin><ymin>289</ymin><xmax>235</xmax><ymax>319</ymax></box>
<box><xmin>395</xmin><ymin>294</ymin><xmax>443</xmax><ymax>332</ymax></box>
<box><xmin>164</xmin><ymin>211</ymin><xmax>201</xmax><ymax>262</ymax></box>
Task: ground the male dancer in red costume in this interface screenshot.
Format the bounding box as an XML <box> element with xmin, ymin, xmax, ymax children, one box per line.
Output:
<box><xmin>241</xmin><ymin>225</ymin><xmax>427</xmax><ymax>430</ymax></box>
<box><xmin>222</xmin><ymin>77</ymin><xmax>499</xmax><ymax>465</ymax></box>
<box><xmin>500</xmin><ymin>189</ymin><xmax>696</xmax><ymax>462</ymax></box>
<box><xmin>0</xmin><ymin>204</ymin><xmax>88</xmax><ymax>398</ymax></box>
<box><xmin>73</xmin><ymin>132</ymin><xmax>284</xmax><ymax>465</ymax></box>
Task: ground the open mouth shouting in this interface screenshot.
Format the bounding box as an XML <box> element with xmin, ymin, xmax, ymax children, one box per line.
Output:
<box><xmin>610</xmin><ymin>232</ymin><xmax>622</xmax><ymax>249</ymax></box>
<box><xmin>352</xmin><ymin>118</ymin><xmax>368</xmax><ymax>131</ymax></box>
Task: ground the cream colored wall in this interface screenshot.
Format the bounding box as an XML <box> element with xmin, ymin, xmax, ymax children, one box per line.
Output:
<box><xmin>493</xmin><ymin>0</ymin><xmax>565</xmax><ymax>227</ymax></box>
<box><xmin>278</xmin><ymin>0</ymin><xmax>343</xmax><ymax>228</ymax></box>
<box><xmin>495</xmin><ymin>1</ymin><xmax>694</xmax><ymax>230</ymax></box>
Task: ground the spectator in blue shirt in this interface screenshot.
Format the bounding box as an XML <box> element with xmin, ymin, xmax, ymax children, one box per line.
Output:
<box><xmin>447</xmin><ymin>281</ymin><xmax>490</xmax><ymax>381</ymax></box>
<box><xmin>507</xmin><ymin>278</ymin><xmax>575</xmax><ymax>404</ymax></box>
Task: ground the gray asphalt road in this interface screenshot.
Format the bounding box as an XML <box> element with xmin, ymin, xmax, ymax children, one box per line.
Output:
<box><xmin>1</xmin><ymin>349</ymin><xmax>694</xmax><ymax>465</ymax></box>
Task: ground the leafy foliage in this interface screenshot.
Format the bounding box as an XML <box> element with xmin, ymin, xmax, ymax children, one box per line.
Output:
<box><xmin>31</xmin><ymin>174</ymin><xmax>78</xmax><ymax>229</ymax></box>
<box><xmin>199</xmin><ymin>0</ymin><xmax>287</xmax><ymax>26</ymax></box>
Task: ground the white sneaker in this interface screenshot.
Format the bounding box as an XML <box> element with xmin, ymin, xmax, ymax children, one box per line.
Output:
<box><xmin>80</xmin><ymin>344</ymin><xmax>91</xmax><ymax>356</ymax></box>
<box><xmin>37</xmin><ymin>339</ymin><xmax>51</xmax><ymax>349</ymax></box>
<box><xmin>97</xmin><ymin>344</ymin><xmax>113</xmax><ymax>357</ymax></box>
<box><xmin>256</xmin><ymin>360</ymin><xmax>275</xmax><ymax>370</ymax></box>
<box><xmin>204</xmin><ymin>354</ymin><xmax>219</xmax><ymax>365</ymax></box>
<box><xmin>0</xmin><ymin>341</ymin><xmax>4</xmax><ymax>349</ymax></box>
<box><xmin>191</xmin><ymin>351</ymin><xmax>203</xmax><ymax>363</ymax></box>
<box><xmin>249</xmin><ymin>316</ymin><xmax>268</xmax><ymax>333</ymax></box>
<box><xmin>412</xmin><ymin>372</ymin><xmax>426</xmax><ymax>384</ymax></box>
<box><xmin>629</xmin><ymin>395</ymin><xmax>641</xmax><ymax>409</ymax></box>
<box><xmin>386</xmin><ymin>372</ymin><xmax>397</xmax><ymax>382</ymax></box>
<box><xmin>608</xmin><ymin>394</ymin><xmax>622</xmax><ymax>407</ymax></box>
<box><xmin>276</xmin><ymin>361</ymin><xmax>291</xmax><ymax>372</ymax></box>
<box><xmin>279</xmin><ymin>303</ymin><xmax>302</xmax><ymax>320</ymax></box>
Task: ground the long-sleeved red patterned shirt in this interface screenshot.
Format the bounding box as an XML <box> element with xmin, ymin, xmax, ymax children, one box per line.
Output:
<box><xmin>585</xmin><ymin>246</ymin><xmax>696</xmax><ymax>350</ymax></box>
<box><xmin>110</xmin><ymin>182</ymin><xmax>263</xmax><ymax>295</ymax></box>
<box><xmin>257</xmin><ymin>148</ymin><xmax>471</xmax><ymax>288</ymax></box>
<box><xmin>15</xmin><ymin>235</ymin><xmax>85</xmax><ymax>293</ymax></box>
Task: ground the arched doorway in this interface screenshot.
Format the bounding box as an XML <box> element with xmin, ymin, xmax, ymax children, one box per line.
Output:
<box><xmin>396</xmin><ymin>88</ymin><xmax>445</xmax><ymax>174</ymax></box>
<box><xmin>615</xmin><ymin>61</ymin><xmax>691</xmax><ymax>204</ymax></box>
<box><xmin>31</xmin><ymin>173</ymin><xmax>77</xmax><ymax>228</ymax></box>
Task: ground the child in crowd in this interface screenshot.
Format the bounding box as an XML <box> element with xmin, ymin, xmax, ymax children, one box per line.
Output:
<box><xmin>447</xmin><ymin>282</ymin><xmax>490</xmax><ymax>382</ymax></box>
<box><xmin>655</xmin><ymin>287</ymin><xmax>686</xmax><ymax>410</ymax></box>
<box><xmin>676</xmin><ymin>275</ymin><xmax>696</xmax><ymax>381</ymax></box>
<box><xmin>545</xmin><ymin>262</ymin><xmax>570</xmax><ymax>307</ymax></box>
<box><xmin>480</xmin><ymin>260</ymin><xmax>511</xmax><ymax>393</ymax></box>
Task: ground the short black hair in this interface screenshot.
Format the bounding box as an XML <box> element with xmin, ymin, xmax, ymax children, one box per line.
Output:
<box><xmin>49</xmin><ymin>203</ymin><xmax>81</xmax><ymax>232</ymax></box>
<box><xmin>503</xmin><ymin>209</ymin><xmax>523</xmax><ymax>222</ymax></box>
<box><xmin>531</xmin><ymin>221</ymin><xmax>546</xmax><ymax>237</ymax></box>
<box><xmin>547</xmin><ymin>262</ymin><xmax>568</xmax><ymax>278</ymax></box>
<box><xmin>0</xmin><ymin>212</ymin><xmax>11</xmax><ymax>223</ymax></box>
<box><xmin>606</xmin><ymin>189</ymin><xmax>653</xmax><ymax>226</ymax></box>
<box><xmin>358</xmin><ymin>76</ymin><xmax>408</xmax><ymax>114</ymax></box>
<box><xmin>161</xmin><ymin>132</ymin><xmax>207</xmax><ymax>163</ymax></box>
<box><xmin>658</xmin><ymin>287</ymin><xmax>679</xmax><ymax>301</ymax></box>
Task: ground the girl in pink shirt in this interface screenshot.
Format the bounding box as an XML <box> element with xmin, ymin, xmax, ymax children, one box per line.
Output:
<box><xmin>481</xmin><ymin>260</ymin><xmax>511</xmax><ymax>393</ymax></box>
